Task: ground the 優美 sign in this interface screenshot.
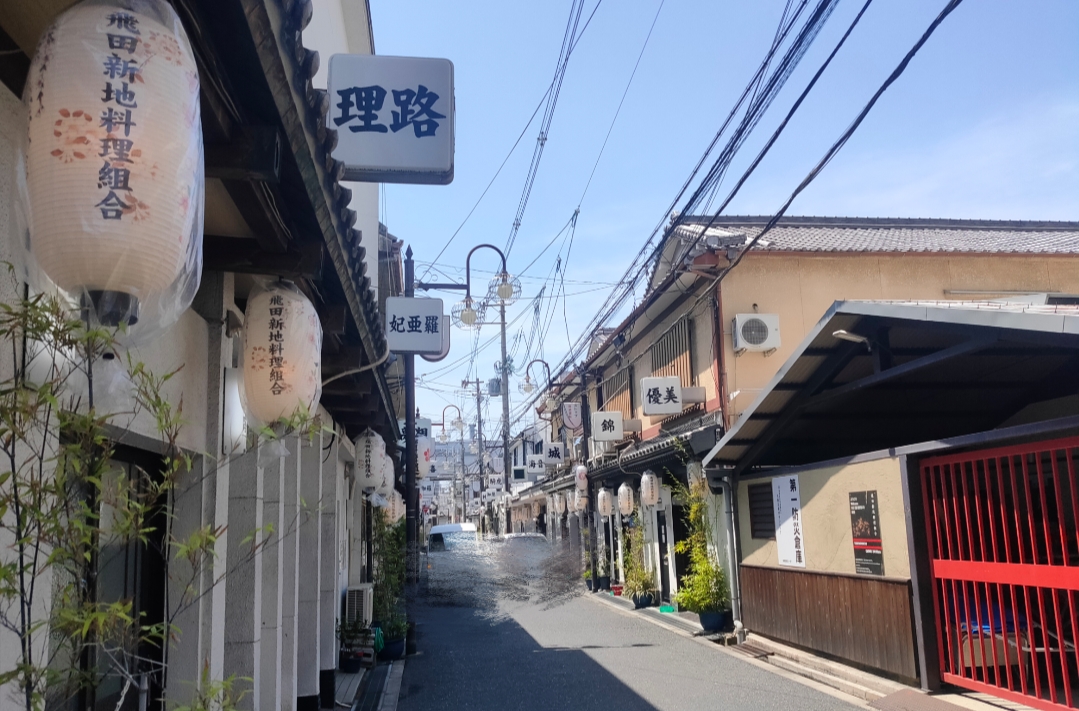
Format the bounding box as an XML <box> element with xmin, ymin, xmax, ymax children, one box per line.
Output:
<box><xmin>328</xmin><ymin>54</ymin><xmax>454</xmax><ymax>185</ymax></box>
<box><xmin>385</xmin><ymin>297</ymin><xmax>444</xmax><ymax>353</ymax></box>
<box><xmin>641</xmin><ymin>376</ymin><xmax>682</xmax><ymax>417</ymax></box>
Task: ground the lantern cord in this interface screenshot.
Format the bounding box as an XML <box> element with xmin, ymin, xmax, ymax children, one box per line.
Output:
<box><xmin>321</xmin><ymin>344</ymin><xmax>392</xmax><ymax>386</ymax></box>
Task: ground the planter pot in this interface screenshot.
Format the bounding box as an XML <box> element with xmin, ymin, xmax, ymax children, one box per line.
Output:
<box><xmin>611</xmin><ymin>584</ymin><xmax>623</xmax><ymax>597</ymax></box>
<box><xmin>597</xmin><ymin>575</ymin><xmax>611</xmax><ymax>590</ymax></box>
<box><xmin>631</xmin><ymin>593</ymin><xmax>654</xmax><ymax>609</ymax></box>
<box><xmin>585</xmin><ymin>579</ymin><xmax>593</xmax><ymax>591</ymax></box>
<box><xmin>380</xmin><ymin>638</ymin><xmax>406</xmax><ymax>661</ymax></box>
<box><xmin>339</xmin><ymin>651</ymin><xmax>363</xmax><ymax>674</ymax></box>
<box><xmin>698</xmin><ymin>610</ymin><xmax>732</xmax><ymax>633</ymax></box>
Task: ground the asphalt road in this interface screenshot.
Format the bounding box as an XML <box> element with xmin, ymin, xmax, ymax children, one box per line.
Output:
<box><xmin>397</xmin><ymin>534</ymin><xmax>859</xmax><ymax>711</ymax></box>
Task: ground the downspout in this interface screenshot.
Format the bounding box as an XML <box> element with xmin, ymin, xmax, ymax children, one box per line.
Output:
<box><xmin>721</xmin><ymin>475</ymin><xmax>745</xmax><ymax>643</ymax></box>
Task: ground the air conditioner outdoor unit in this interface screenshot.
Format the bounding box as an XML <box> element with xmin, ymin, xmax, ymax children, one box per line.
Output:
<box><xmin>344</xmin><ymin>583</ymin><xmax>373</xmax><ymax>626</ymax></box>
<box><xmin>733</xmin><ymin>313</ymin><xmax>780</xmax><ymax>354</ymax></box>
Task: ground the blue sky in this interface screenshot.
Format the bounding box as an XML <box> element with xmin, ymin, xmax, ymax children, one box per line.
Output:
<box><xmin>368</xmin><ymin>0</ymin><xmax>1079</xmax><ymax>433</ymax></box>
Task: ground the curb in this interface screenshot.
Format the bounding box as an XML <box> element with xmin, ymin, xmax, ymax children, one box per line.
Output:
<box><xmin>377</xmin><ymin>660</ymin><xmax>405</xmax><ymax>711</ymax></box>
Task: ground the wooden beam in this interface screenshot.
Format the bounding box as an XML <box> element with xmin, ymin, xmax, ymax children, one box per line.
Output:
<box><xmin>203</xmin><ymin>235</ymin><xmax>322</xmax><ymax>278</ymax></box>
<box><xmin>206</xmin><ymin>127</ymin><xmax>281</xmax><ymax>182</ymax></box>
<box><xmin>221</xmin><ymin>180</ymin><xmax>292</xmax><ymax>253</ymax></box>
<box><xmin>317</xmin><ymin>303</ymin><xmax>348</xmax><ymax>336</ymax></box>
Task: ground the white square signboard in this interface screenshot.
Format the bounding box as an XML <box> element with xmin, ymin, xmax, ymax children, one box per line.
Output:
<box><xmin>773</xmin><ymin>474</ymin><xmax>806</xmax><ymax>568</ymax></box>
<box><xmin>591</xmin><ymin>411</ymin><xmax>623</xmax><ymax>441</ymax></box>
<box><xmin>385</xmin><ymin>297</ymin><xmax>444</xmax><ymax>353</ymax></box>
<box><xmin>543</xmin><ymin>441</ymin><xmax>565</xmax><ymax>465</ymax></box>
<box><xmin>526</xmin><ymin>454</ymin><xmax>545</xmax><ymax>474</ymax></box>
<box><xmin>641</xmin><ymin>376</ymin><xmax>683</xmax><ymax>416</ymax></box>
<box><xmin>328</xmin><ymin>54</ymin><xmax>454</xmax><ymax>185</ymax></box>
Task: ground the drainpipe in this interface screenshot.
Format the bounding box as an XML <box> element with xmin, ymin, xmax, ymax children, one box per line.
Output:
<box><xmin>721</xmin><ymin>475</ymin><xmax>745</xmax><ymax>643</ymax></box>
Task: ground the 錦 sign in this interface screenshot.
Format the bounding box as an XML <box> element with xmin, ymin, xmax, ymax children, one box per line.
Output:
<box><xmin>591</xmin><ymin>411</ymin><xmax>623</xmax><ymax>442</ymax></box>
<box><xmin>328</xmin><ymin>54</ymin><xmax>454</xmax><ymax>185</ymax></box>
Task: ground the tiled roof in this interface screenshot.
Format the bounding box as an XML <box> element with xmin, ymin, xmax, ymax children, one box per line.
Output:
<box><xmin>675</xmin><ymin>216</ymin><xmax>1079</xmax><ymax>254</ymax></box>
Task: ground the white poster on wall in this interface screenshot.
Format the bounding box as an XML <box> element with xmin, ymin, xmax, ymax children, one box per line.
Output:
<box><xmin>772</xmin><ymin>474</ymin><xmax>805</xmax><ymax>568</ymax></box>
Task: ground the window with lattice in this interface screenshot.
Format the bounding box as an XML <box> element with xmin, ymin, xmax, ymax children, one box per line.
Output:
<box><xmin>601</xmin><ymin>366</ymin><xmax>633</xmax><ymax>420</ymax></box>
<box><xmin>650</xmin><ymin>317</ymin><xmax>694</xmax><ymax>386</ymax></box>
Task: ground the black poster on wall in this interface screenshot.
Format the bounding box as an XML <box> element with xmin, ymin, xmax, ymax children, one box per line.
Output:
<box><xmin>849</xmin><ymin>490</ymin><xmax>884</xmax><ymax>576</ymax></box>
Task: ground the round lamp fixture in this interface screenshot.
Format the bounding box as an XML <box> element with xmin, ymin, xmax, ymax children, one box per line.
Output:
<box><xmin>519</xmin><ymin>375</ymin><xmax>535</xmax><ymax>394</ymax></box>
<box><xmin>488</xmin><ymin>272</ymin><xmax>522</xmax><ymax>305</ymax></box>
<box><xmin>545</xmin><ymin>397</ymin><xmax>558</xmax><ymax>412</ymax></box>
<box><xmin>451</xmin><ymin>417</ymin><xmax>465</xmax><ymax>431</ymax></box>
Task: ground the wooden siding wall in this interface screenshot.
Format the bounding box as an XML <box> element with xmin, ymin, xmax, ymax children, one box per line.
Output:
<box><xmin>651</xmin><ymin>317</ymin><xmax>694</xmax><ymax>386</ymax></box>
<box><xmin>740</xmin><ymin>565</ymin><xmax>919</xmax><ymax>683</ymax></box>
<box><xmin>602</xmin><ymin>367</ymin><xmax>633</xmax><ymax>419</ymax></box>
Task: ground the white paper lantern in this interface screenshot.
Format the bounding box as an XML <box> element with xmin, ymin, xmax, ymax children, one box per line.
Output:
<box><xmin>354</xmin><ymin>429</ymin><xmax>386</xmax><ymax>490</ymax></box>
<box><xmin>390</xmin><ymin>491</ymin><xmax>405</xmax><ymax>523</ymax></box>
<box><xmin>617</xmin><ymin>482</ymin><xmax>634</xmax><ymax>516</ymax></box>
<box><xmin>416</xmin><ymin>437</ymin><xmax>434</xmax><ymax>478</ymax></box>
<box><xmin>376</xmin><ymin>453</ymin><xmax>395</xmax><ymax>497</ymax></box>
<box><xmin>640</xmin><ymin>471</ymin><xmax>660</xmax><ymax>508</ymax></box>
<box><xmin>597</xmin><ymin>488</ymin><xmax>614</xmax><ymax>518</ymax></box>
<box><xmin>555</xmin><ymin>492</ymin><xmax>567</xmax><ymax>515</ymax></box>
<box><xmin>531</xmin><ymin>501</ymin><xmax>541</xmax><ymax>518</ymax></box>
<box><xmin>574</xmin><ymin>464</ymin><xmax>589</xmax><ymax>491</ymax></box>
<box><xmin>241</xmin><ymin>282</ymin><xmax>322</xmax><ymax>428</ymax></box>
<box><xmin>574</xmin><ymin>489</ymin><xmax>589</xmax><ymax>513</ymax></box>
<box><xmin>21</xmin><ymin>0</ymin><xmax>204</xmax><ymax>336</ymax></box>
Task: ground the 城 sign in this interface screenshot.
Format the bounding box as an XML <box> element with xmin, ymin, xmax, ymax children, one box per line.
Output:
<box><xmin>328</xmin><ymin>54</ymin><xmax>455</xmax><ymax>185</ymax></box>
<box><xmin>385</xmin><ymin>297</ymin><xmax>444</xmax><ymax>353</ymax></box>
<box><xmin>543</xmin><ymin>442</ymin><xmax>565</xmax><ymax>466</ymax></box>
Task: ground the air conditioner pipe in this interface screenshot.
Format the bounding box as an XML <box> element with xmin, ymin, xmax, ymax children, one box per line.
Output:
<box><xmin>720</xmin><ymin>475</ymin><xmax>745</xmax><ymax>643</ymax></box>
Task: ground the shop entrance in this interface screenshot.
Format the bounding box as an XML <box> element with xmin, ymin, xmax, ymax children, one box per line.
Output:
<box><xmin>922</xmin><ymin>436</ymin><xmax>1079</xmax><ymax>711</ymax></box>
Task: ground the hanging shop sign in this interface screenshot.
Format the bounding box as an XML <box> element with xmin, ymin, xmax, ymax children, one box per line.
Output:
<box><xmin>526</xmin><ymin>454</ymin><xmax>545</xmax><ymax>475</ymax></box>
<box><xmin>328</xmin><ymin>54</ymin><xmax>455</xmax><ymax>185</ymax></box>
<box><xmin>772</xmin><ymin>474</ymin><xmax>806</xmax><ymax>568</ymax></box>
<box><xmin>562</xmin><ymin>402</ymin><xmax>583</xmax><ymax>431</ymax></box>
<box><xmin>420</xmin><ymin>315</ymin><xmax>452</xmax><ymax>363</ymax></box>
<box><xmin>416</xmin><ymin>436</ymin><xmax>434</xmax><ymax>477</ymax></box>
<box><xmin>640</xmin><ymin>376</ymin><xmax>682</xmax><ymax>417</ymax></box>
<box><xmin>21</xmin><ymin>0</ymin><xmax>204</xmax><ymax>339</ymax></box>
<box><xmin>543</xmin><ymin>441</ymin><xmax>565</xmax><ymax>466</ymax></box>
<box><xmin>419</xmin><ymin>481</ymin><xmax>435</xmax><ymax>504</ymax></box>
<box><xmin>242</xmin><ymin>282</ymin><xmax>323</xmax><ymax>427</ymax></box>
<box><xmin>849</xmin><ymin>490</ymin><xmax>884</xmax><ymax>576</ymax></box>
<box><xmin>591</xmin><ymin>411</ymin><xmax>623</xmax><ymax>442</ymax></box>
<box><xmin>385</xmin><ymin>297</ymin><xmax>445</xmax><ymax>353</ymax></box>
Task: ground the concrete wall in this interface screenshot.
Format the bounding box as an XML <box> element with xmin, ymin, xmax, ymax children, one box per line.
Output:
<box><xmin>721</xmin><ymin>253</ymin><xmax>1079</xmax><ymax>420</ymax></box>
<box><xmin>737</xmin><ymin>457</ymin><xmax>910</xmax><ymax>579</ymax></box>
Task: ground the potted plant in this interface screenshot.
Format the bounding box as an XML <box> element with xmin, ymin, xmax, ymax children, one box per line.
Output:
<box><xmin>673</xmin><ymin>478</ymin><xmax>731</xmax><ymax>632</ymax></box>
<box><xmin>621</xmin><ymin>511</ymin><xmax>657</xmax><ymax>609</ymax></box>
<box><xmin>596</xmin><ymin>554</ymin><xmax>611</xmax><ymax>591</ymax></box>
<box><xmin>336</xmin><ymin>619</ymin><xmax>372</xmax><ymax>673</ymax></box>
<box><xmin>582</xmin><ymin>568</ymin><xmax>593</xmax><ymax>591</ymax></box>
<box><xmin>379</xmin><ymin>611</ymin><xmax>408</xmax><ymax>661</ymax></box>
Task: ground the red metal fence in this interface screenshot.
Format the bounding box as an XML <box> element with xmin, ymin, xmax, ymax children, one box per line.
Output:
<box><xmin>922</xmin><ymin>437</ymin><xmax>1079</xmax><ymax>710</ymax></box>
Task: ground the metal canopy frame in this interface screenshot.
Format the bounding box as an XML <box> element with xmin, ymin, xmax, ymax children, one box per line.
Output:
<box><xmin>703</xmin><ymin>301</ymin><xmax>1079</xmax><ymax>475</ymax></box>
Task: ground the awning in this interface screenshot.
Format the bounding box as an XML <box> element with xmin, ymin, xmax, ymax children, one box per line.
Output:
<box><xmin>702</xmin><ymin>300</ymin><xmax>1079</xmax><ymax>474</ymax></box>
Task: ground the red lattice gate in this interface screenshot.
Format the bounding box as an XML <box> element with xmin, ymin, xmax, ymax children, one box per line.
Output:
<box><xmin>922</xmin><ymin>437</ymin><xmax>1079</xmax><ymax>710</ymax></box>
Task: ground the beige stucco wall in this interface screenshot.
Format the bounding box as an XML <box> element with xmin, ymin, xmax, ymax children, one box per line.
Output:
<box><xmin>738</xmin><ymin>457</ymin><xmax>910</xmax><ymax>579</ymax></box>
<box><xmin>721</xmin><ymin>253</ymin><xmax>1079</xmax><ymax>420</ymax></box>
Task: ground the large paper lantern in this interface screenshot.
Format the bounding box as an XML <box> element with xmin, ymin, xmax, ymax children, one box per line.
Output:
<box><xmin>21</xmin><ymin>0</ymin><xmax>203</xmax><ymax>336</ymax></box>
<box><xmin>376</xmin><ymin>453</ymin><xmax>395</xmax><ymax>497</ymax></box>
<box><xmin>241</xmin><ymin>282</ymin><xmax>323</xmax><ymax>428</ymax></box>
<box><xmin>574</xmin><ymin>489</ymin><xmax>589</xmax><ymax>513</ymax></box>
<box><xmin>354</xmin><ymin>429</ymin><xmax>386</xmax><ymax>490</ymax></box>
<box><xmin>640</xmin><ymin>471</ymin><xmax>660</xmax><ymax>508</ymax></box>
<box><xmin>574</xmin><ymin>464</ymin><xmax>589</xmax><ymax>491</ymax></box>
<box><xmin>554</xmin><ymin>492</ymin><xmax>567</xmax><ymax>515</ymax></box>
<box><xmin>617</xmin><ymin>482</ymin><xmax>634</xmax><ymax>516</ymax></box>
<box><xmin>597</xmin><ymin>488</ymin><xmax>614</xmax><ymax>518</ymax></box>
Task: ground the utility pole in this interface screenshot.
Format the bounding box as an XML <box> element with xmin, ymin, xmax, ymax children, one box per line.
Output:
<box><xmin>499</xmin><ymin>301</ymin><xmax>512</xmax><ymax>532</ymax></box>
<box><xmin>579</xmin><ymin>364</ymin><xmax>598</xmax><ymax>590</ymax></box>
<box><xmin>462</xmin><ymin>377</ymin><xmax>485</xmax><ymax>529</ymax></box>
<box><xmin>404</xmin><ymin>247</ymin><xmax>418</xmax><ymax>583</ymax></box>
